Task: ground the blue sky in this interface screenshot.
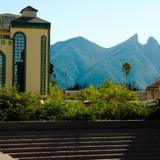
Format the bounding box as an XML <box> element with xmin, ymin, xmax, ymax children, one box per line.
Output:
<box><xmin>1</xmin><ymin>0</ymin><xmax>160</xmax><ymax>47</ymax></box>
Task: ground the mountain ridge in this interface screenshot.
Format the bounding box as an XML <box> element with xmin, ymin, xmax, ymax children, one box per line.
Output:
<box><xmin>51</xmin><ymin>34</ymin><xmax>160</xmax><ymax>89</ymax></box>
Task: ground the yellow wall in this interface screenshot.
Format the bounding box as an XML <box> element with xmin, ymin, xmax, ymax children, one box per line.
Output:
<box><xmin>10</xmin><ymin>27</ymin><xmax>49</xmax><ymax>94</ymax></box>
<box><xmin>21</xmin><ymin>11</ymin><xmax>37</xmax><ymax>17</ymax></box>
<box><xmin>0</xmin><ymin>38</ymin><xmax>13</xmax><ymax>88</ymax></box>
<box><xmin>0</xmin><ymin>30</ymin><xmax>10</xmax><ymax>36</ymax></box>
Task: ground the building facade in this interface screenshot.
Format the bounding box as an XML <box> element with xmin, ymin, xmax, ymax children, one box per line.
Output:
<box><xmin>0</xmin><ymin>6</ymin><xmax>51</xmax><ymax>94</ymax></box>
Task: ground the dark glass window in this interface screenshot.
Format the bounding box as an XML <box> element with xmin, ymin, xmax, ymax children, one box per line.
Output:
<box><xmin>0</xmin><ymin>52</ymin><xmax>5</xmax><ymax>87</ymax></box>
<box><xmin>41</xmin><ymin>36</ymin><xmax>47</xmax><ymax>94</ymax></box>
<box><xmin>3</xmin><ymin>35</ymin><xmax>10</xmax><ymax>39</ymax></box>
<box><xmin>13</xmin><ymin>32</ymin><xmax>26</xmax><ymax>92</ymax></box>
<box><xmin>2</xmin><ymin>16</ymin><xmax>15</xmax><ymax>25</ymax></box>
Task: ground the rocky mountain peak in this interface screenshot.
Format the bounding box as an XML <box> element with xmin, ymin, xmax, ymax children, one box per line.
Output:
<box><xmin>146</xmin><ymin>37</ymin><xmax>159</xmax><ymax>46</ymax></box>
<box><xmin>127</xmin><ymin>34</ymin><xmax>139</xmax><ymax>43</ymax></box>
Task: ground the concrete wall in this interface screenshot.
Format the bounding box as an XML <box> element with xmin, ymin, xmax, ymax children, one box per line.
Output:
<box><xmin>0</xmin><ymin>121</ymin><xmax>160</xmax><ymax>131</ymax></box>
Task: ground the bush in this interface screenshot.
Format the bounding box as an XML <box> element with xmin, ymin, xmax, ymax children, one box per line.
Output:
<box><xmin>32</xmin><ymin>99</ymin><xmax>67</xmax><ymax>120</ymax></box>
<box><xmin>87</xmin><ymin>102</ymin><xmax>155</xmax><ymax>120</ymax></box>
<box><xmin>81</xmin><ymin>80</ymin><xmax>138</xmax><ymax>104</ymax></box>
<box><xmin>0</xmin><ymin>88</ymin><xmax>40</xmax><ymax>121</ymax></box>
<box><xmin>80</xmin><ymin>81</ymin><xmax>155</xmax><ymax>120</ymax></box>
<box><xmin>49</xmin><ymin>85</ymin><xmax>64</xmax><ymax>101</ymax></box>
<box><xmin>62</xmin><ymin>102</ymin><xmax>90</xmax><ymax>120</ymax></box>
<box><xmin>0</xmin><ymin>85</ymin><xmax>159</xmax><ymax>121</ymax></box>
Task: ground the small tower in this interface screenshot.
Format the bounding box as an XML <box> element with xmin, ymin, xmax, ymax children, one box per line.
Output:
<box><xmin>20</xmin><ymin>6</ymin><xmax>38</xmax><ymax>17</ymax></box>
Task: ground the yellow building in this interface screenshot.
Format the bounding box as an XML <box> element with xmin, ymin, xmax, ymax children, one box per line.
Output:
<box><xmin>0</xmin><ymin>6</ymin><xmax>51</xmax><ymax>95</ymax></box>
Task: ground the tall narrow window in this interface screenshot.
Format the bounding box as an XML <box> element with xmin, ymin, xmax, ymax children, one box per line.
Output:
<box><xmin>0</xmin><ymin>51</ymin><xmax>5</xmax><ymax>87</ymax></box>
<box><xmin>13</xmin><ymin>32</ymin><xmax>26</xmax><ymax>92</ymax></box>
<box><xmin>41</xmin><ymin>36</ymin><xmax>47</xmax><ymax>94</ymax></box>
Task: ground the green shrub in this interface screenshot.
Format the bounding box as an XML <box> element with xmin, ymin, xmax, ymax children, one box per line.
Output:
<box><xmin>33</xmin><ymin>99</ymin><xmax>67</xmax><ymax>120</ymax></box>
<box><xmin>0</xmin><ymin>88</ymin><xmax>40</xmax><ymax>121</ymax></box>
<box><xmin>49</xmin><ymin>85</ymin><xmax>64</xmax><ymax>101</ymax></box>
<box><xmin>87</xmin><ymin>102</ymin><xmax>154</xmax><ymax>120</ymax></box>
<box><xmin>80</xmin><ymin>81</ymin><xmax>153</xmax><ymax>120</ymax></box>
<box><xmin>81</xmin><ymin>80</ymin><xmax>138</xmax><ymax>105</ymax></box>
<box><xmin>62</xmin><ymin>102</ymin><xmax>90</xmax><ymax>120</ymax></box>
<box><xmin>0</xmin><ymin>85</ymin><xmax>159</xmax><ymax>121</ymax></box>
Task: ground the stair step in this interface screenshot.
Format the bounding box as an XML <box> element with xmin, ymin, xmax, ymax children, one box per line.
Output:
<box><xmin>0</xmin><ymin>121</ymin><xmax>160</xmax><ymax>160</ymax></box>
<box><xmin>0</xmin><ymin>144</ymin><xmax>131</xmax><ymax>153</ymax></box>
<box><xmin>0</xmin><ymin>133</ymin><xmax>138</xmax><ymax>139</ymax></box>
<box><xmin>9</xmin><ymin>148</ymin><xmax>160</xmax><ymax>158</ymax></box>
<box><xmin>9</xmin><ymin>149</ymin><xmax>127</xmax><ymax>158</ymax></box>
<box><xmin>16</xmin><ymin>153</ymin><xmax>124</xmax><ymax>160</ymax></box>
<box><xmin>16</xmin><ymin>152</ymin><xmax>160</xmax><ymax>160</ymax></box>
<box><xmin>0</xmin><ymin>136</ymin><xmax>136</xmax><ymax>144</ymax></box>
<box><xmin>0</xmin><ymin>136</ymin><xmax>160</xmax><ymax>144</ymax></box>
<box><xmin>0</xmin><ymin>140</ymin><xmax>134</xmax><ymax>148</ymax></box>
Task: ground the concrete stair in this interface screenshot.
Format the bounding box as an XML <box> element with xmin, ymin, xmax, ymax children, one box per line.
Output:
<box><xmin>0</xmin><ymin>121</ymin><xmax>160</xmax><ymax>160</ymax></box>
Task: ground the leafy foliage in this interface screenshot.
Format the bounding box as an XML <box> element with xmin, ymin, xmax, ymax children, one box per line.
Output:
<box><xmin>49</xmin><ymin>85</ymin><xmax>64</xmax><ymax>101</ymax></box>
<box><xmin>126</xmin><ymin>81</ymin><xmax>140</xmax><ymax>91</ymax></box>
<box><xmin>0</xmin><ymin>88</ymin><xmax>40</xmax><ymax>121</ymax></box>
<box><xmin>122</xmin><ymin>62</ymin><xmax>132</xmax><ymax>75</ymax></box>
<box><xmin>67</xmin><ymin>83</ymin><xmax>86</xmax><ymax>90</ymax></box>
<box><xmin>0</xmin><ymin>83</ymin><xmax>159</xmax><ymax>121</ymax></box>
<box><xmin>87</xmin><ymin>102</ymin><xmax>152</xmax><ymax>120</ymax></box>
<box><xmin>122</xmin><ymin>62</ymin><xmax>132</xmax><ymax>85</ymax></box>
<box><xmin>81</xmin><ymin>80</ymin><xmax>138</xmax><ymax>104</ymax></box>
<box><xmin>79</xmin><ymin>81</ymin><xmax>153</xmax><ymax>120</ymax></box>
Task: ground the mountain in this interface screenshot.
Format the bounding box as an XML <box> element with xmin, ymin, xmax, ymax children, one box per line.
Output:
<box><xmin>51</xmin><ymin>36</ymin><xmax>106</xmax><ymax>88</ymax></box>
<box><xmin>50</xmin><ymin>34</ymin><xmax>160</xmax><ymax>89</ymax></box>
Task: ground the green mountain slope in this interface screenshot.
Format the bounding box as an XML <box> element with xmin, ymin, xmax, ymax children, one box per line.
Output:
<box><xmin>51</xmin><ymin>34</ymin><xmax>160</xmax><ymax>89</ymax></box>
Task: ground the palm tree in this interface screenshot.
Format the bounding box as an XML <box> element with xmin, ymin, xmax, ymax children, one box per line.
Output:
<box><xmin>122</xmin><ymin>62</ymin><xmax>132</xmax><ymax>85</ymax></box>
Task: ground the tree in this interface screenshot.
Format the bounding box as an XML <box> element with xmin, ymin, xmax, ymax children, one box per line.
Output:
<box><xmin>122</xmin><ymin>62</ymin><xmax>132</xmax><ymax>85</ymax></box>
<box><xmin>67</xmin><ymin>83</ymin><xmax>87</xmax><ymax>90</ymax></box>
<box><xmin>50</xmin><ymin>63</ymin><xmax>56</xmax><ymax>86</ymax></box>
